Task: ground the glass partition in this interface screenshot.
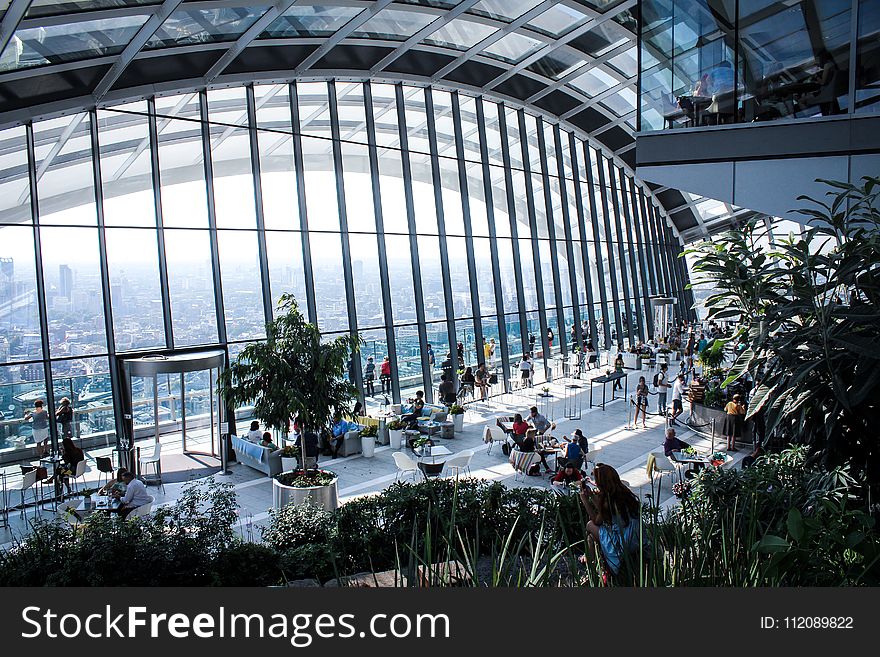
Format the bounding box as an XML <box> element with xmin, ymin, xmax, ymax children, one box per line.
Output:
<box><xmin>640</xmin><ymin>0</ymin><xmax>857</xmax><ymax>130</ymax></box>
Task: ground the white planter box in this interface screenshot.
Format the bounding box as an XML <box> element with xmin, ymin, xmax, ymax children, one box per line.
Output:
<box><xmin>389</xmin><ymin>429</ymin><xmax>403</xmax><ymax>450</ymax></box>
<box><xmin>272</xmin><ymin>471</ymin><xmax>339</xmax><ymax>511</ymax></box>
<box><xmin>452</xmin><ymin>414</ymin><xmax>464</xmax><ymax>432</ymax></box>
<box><xmin>361</xmin><ymin>435</ymin><xmax>375</xmax><ymax>458</ymax></box>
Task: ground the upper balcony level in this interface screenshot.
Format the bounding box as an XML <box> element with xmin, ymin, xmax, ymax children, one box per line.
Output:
<box><xmin>634</xmin><ymin>0</ymin><xmax>880</xmax><ymax>223</ymax></box>
<box><xmin>637</xmin><ymin>0</ymin><xmax>879</xmax><ymax>133</ymax></box>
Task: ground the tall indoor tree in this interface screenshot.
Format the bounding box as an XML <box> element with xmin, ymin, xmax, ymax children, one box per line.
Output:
<box><xmin>684</xmin><ymin>177</ymin><xmax>880</xmax><ymax>498</ymax></box>
<box><xmin>219</xmin><ymin>294</ymin><xmax>361</xmax><ymax>467</ymax></box>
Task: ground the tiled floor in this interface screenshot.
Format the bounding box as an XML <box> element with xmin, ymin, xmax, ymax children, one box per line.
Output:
<box><xmin>2</xmin><ymin>368</ymin><xmax>744</xmax><ymax>547</ymax></box>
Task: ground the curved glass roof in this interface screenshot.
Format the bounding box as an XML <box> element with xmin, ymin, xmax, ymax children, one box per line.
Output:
<box><xmin>0</xmin><ymin>0</ymin><xmax>751</xmax><ymax>237</ymax></box>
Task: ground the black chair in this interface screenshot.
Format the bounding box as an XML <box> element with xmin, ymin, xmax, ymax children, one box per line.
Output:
<box><xmin>95</xmin><ymin>456</ymin><xmax>114</xmax><ymax>490</ymax></box>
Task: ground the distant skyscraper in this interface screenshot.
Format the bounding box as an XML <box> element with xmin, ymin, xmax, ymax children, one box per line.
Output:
<box><xmin>59</xmin><ymin>264</ymin><xmax>73</xmax><ymax>299</ymax></box>
<box><xmin>0</xmin><ymin>257</ymin><xmax>12</xmax><ymax>301</ymax></box>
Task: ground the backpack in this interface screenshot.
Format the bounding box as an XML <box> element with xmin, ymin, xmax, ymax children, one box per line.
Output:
<box><xmin>652</xmin><ymin>372</ymin><xmax>660</xmax><ymax>387</ymax></box>
<box><xmin>527</xmin><ymin>463</ymin><xmax>542</xmax><ymax>477</ymax></box>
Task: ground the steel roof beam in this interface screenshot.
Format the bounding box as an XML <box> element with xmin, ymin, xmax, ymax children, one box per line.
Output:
<box><xmin>204</xmin><ymin>0</ymin><xmax>304</xmax><ymax>84</ymax></box>
<box><xmin>369</xmin><ymin>0</ymin><xmax>481</xmax><ymax>75</ymax></box>
<box><xmin>92</xmin><ymin>0</ymin><xmax>186</xmax><ymax>102</ymax></box>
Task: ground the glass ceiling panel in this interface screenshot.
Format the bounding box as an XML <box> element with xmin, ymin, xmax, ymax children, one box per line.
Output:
<box><xmin>146</xmin><ymin>6</ymin><xmax>267</xmax><ymax>50</ymax></box>
<box><xmin>568</xmin><ymin>66</ymin><xmax>616</xmax><ymax>96</ymax></box>
<box><xmin>482</xmin><ymin>30</ymin><xmax>543</xmax><ymax>63</ymax></box>
<box><xmin>570</xmin><ymin>12</ymin><xmax>631</xmax><ymax>57</ymax></box>
<box><xmin>607</xmin><ymin>46</ymin><xmax>636</xmax><ymax>76</ymax></box>
<box><xmin>525</xmin><ymin>3</ymin><xmax>588</xmax><ymax>37</ymax></box>
<box><xmin>353</xmin><ymin>8</ymin><xmax>436</xmax><ymax>41</ymax></box>
<box><xmin>261</xmin><ymin>5</ymin><xmax>361</xmax><ymax>38</ymax></box>
<box><xmin>469</xmin><ymin>0</ymin><xmax>544</xmax><ymax>23</ymax></box>
<box><xmin>526</xmin><ymin>48</ymin><xmax>586</xmax><ymax>80</ymax></box>
<box><xmin>397</xmin><ymin>0</ymin><xmax>464</xmax><ymax>9</ymax></box>
<box><xmin>422</xmin><ymin>17</ymin><xmax>496</xmax><ymax>50</ymax></box>
<box><xmin>599</xmin><ymin>85</ymin><xmax>636</xmax><ymax>115</ymax></box>
<box><xmin>25</xmin><ymin>0</ymin><xmax>162</xmax><ymax>18</ymax></box>
<box><xmin>0</xmin><ymin>14</ymin><xmax>149</xmax><ymax>72</ymax></box>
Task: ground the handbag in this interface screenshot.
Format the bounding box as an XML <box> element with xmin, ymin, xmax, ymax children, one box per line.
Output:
<box><xmin>489</xmin><ymin>373</ymin><xmax>498</xmax><ymax>384</ymax></box>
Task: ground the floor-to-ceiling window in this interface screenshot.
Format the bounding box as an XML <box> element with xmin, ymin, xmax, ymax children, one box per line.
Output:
<box><xmin>0</xmin><ymin>79</ymin><xmax>688</xmax><ymax>463</ymax></box>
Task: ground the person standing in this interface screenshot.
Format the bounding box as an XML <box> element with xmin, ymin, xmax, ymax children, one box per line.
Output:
<box><xmin>380</xmin><ymin>356</ymin><xmax>392</xmax><ymax>395</ymax></box>
<box><xmin>547</xmin><ymin>327</ymin><xmax>554</xmax><ymax>351</ymax></box>
<box><xmin>487</xmin><ymin>338</ymin><xmax>496</xmax><ymax>368</ymax></box>
<box><xmin>24</xmin><ymin>399</ymin><xmax>50</xmax><ymax>456</ymax></box>
<box><xmin>722</xmin><ymin>394</ymin><xmax>746</xmax><ymax>452</ymax></box>
<box><xmin>528</xmin><ymin>333</ymin><xmax>536</xmax><ymax>355</ymax></box>
<box><xmin>518</xmin><ymin>354</ymin><xmax>533</xmax><ymax>388</ymax></box>
<box><xmin>613</xmin><ymin>353</ymin><xmax>624</xmax><ymax>391</ymax></box>
<box><xmin>635</xmin><ymin>376</ymin><xmax>649</xmax><ymax>429</ymax></box>
<box><xmin>426</xmin><ymin>343</ymin><xmax>435</xmax><ymax>375</ymax></box>
<box><xmin>55</xmin><ymin>397</ymin><xmax>74</xmax><ymax>439</ymax></box>
<box><xmin>670</xmin><ymin>374</ymin><xmax>686</xmax><ymax>426</ymax></box>
<box><xmin>483</xmin><ymin>338</ymin><xmax>490</xmax><ymax>364</ymax></box>
<box><xmin>363</xmin><ymin>356</ymin><xmax>376</xmax><ymax>397</ymax></box>
<box><xmin>655</xmin><ymin>364</ymin><xmax>670</xmax><ymax>418</ymax></box>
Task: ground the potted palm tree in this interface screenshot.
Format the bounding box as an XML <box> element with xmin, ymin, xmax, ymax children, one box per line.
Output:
<box><xmin>219</xmin><ymin>294</ymin><xmax>360</xmax><ymax>511</ymax></box>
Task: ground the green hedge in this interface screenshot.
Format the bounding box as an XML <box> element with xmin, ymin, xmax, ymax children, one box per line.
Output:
<box><xmin>2</xmin><ymin>449</ymin><xmax>877</xmax><ymax>586</ymax></box>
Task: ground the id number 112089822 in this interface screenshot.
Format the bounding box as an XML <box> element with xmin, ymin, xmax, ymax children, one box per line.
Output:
<box><xmin>761</xmin><ymin>617</ymin><xmax>853</xmax><ymax>630</ymax></box>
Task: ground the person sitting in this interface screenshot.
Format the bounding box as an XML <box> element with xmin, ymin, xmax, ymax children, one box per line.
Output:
<box><xmin>330</xmin><ymin>412</ymin><xmax>363</xmax><ymax>458</ymax></box>
<box><xmin>566</xmin><ymin>428</ymin><xmax>589</xmax><ymax>454</ymax></box>
<box><xmin>528</xmin><ymin>406</ymin><xmax>551</xmax><ymax>435</ymax></box>
<box><xmin>401</xmin><ymin>391</ymin><xmax>426</xmax><ymax>429</ymax></box>
<box><xmin>474</xmin><ymin>363</ymin><xmax>489</xmax><ymax>401</ymax></box>
<box><xmin>438</xmin><ymin>373</ymin><xmax>457</xmax><ymax>406</ymax></box>
<box><xmin>558</xmin><ymin>435</ymin><xmax>583</xmax><ymax>469</ymax></box>
<box><xmin>98</xmin><ymin>468</ymin><xmax>128</xmax><ymax>497</ymax></box>
<box><xmin>295</xmin><ymin>430</ymin><xmax>320</xmax><ymax>469</ymax></box>
<box><xmin>246</xmin><ymin>420</ymin><xmax>262</xmax><ymax>443</ymax></box>
<box><xmin>459</xmin><ymin>367</ymin><xmax>476</xmax><ymax>400</ymax></box>
<box><xmin>552</xmin><ymin>462</ymin><xmax>583</xmax><ymax>487</ymax></box>
<box><xmin>113</xmin><ymin>471</ymin><xmax>153</xmax><ymax>519</ymax></box>
<box><xmin>663</xmin><ymin>426</ymin><xmax>690</xmax><ymax>457</ymax></box>
<box><xmin>259</xmin><ymin>431</ymin><xmax>278</xmax><ymax>450</ymax></box>
<box><xmin>521</xmin><ymin>429</ymin><xmax>553</xmax><ymax>474</ymax></box>
<box><xmin>577</xmin><ymin>463</ymin><xmax>641</xmax><ymax>577</ymax></box>
<box><xmin>45</xmin><ymin>437</ymin><xmax>84</xmax><ymax>495</ymax></box>
<box><xmin>510</xmin><ymin>413</ymin><xmax>529</xmax><ymax>448</ymax></box>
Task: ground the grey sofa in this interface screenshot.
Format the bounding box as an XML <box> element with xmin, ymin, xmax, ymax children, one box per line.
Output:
<box><xmin>339</xmin><ymin>430</ymin><xmax>362</xmax><ymax>457</ymax></box>
<box><xmin>231</xmin><ymin>435</ymin><xmax>283</xmax><ymax>476</ymax></box>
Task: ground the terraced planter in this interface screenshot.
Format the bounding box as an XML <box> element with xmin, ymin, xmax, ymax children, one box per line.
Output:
<box><xmin>272</xmin><ymin>470</ymin><xmax>339</xmax><ymax>511</ymax></box>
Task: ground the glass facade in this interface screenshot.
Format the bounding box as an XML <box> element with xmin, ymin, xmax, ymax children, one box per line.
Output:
<box><xmin>0</xmin><ymin>79</ymin><xmax>690</xmax><ymax>465</ymax></box>
<box><xmin>639</xmin><ymin>0</ymin><xmax>878</xmax><ymax>130</ymax></box>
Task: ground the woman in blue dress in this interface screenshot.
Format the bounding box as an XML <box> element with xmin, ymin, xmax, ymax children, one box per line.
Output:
<box><xmin>578</xmin><ymin>463</ymin><xmax>642</xmax><ymax>577</ymax></box>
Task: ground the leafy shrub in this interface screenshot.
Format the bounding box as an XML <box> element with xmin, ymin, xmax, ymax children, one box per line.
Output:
<box><xmin>262</xmin><ymin>500</ymin><xmax>334</xmax><ymax>553</ymax></box>
<box><xmin>210</xmin><ymin>542</ymin><xmax>282</xmax><ymax>587</ymax></box>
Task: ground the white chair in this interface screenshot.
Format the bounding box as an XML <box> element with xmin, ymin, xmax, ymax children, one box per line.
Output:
<box><xmin>67</xmin><ymin>460</ymin><xmax>90</xmax><ymax>496</ymax></box>
<box><xmin>483</xmin><ymin>426</ymin><xmax>497</xmax><ymax>455</ymax></box>
<box><xmin>509</xmin><ymin>449</ymin><xmax>538</xmax><ymax>482</ymax></box>
<box><xmin>138</xmin><ymin>442</ymin><xmax>164</xmax><ymax>493</ymax></box>
<box><xmin>126</xmin><ymin>501</ymin><xmax>153</xmax><ymax>520</ymax></box>
<box><xmin>393</xmin><ymin>452</ymin><xmax>424</xmax><ymax>483</ymax></box>
<box><xmin>583</xmin><ymin>446</ymin><xmax>603</xmax><ymax>475</ymax></box>
<box><xmin>444</xmin><ymin>450</ymin><xmax>474</xmax><ymax>478</ymax></box>
<box><xmin>647</xmin><ymin>451</ymin><xmax>677</xmax><ymax>498</ymax></box>
<box><xmin>56</xmin><ymin>500</ymin><xmax>82</xmax><ymax>526</ymax></box>
<box><xmin>15</xmin><ymin>469</ymin><xmax>39</xmax><ymax>519</ymax></box>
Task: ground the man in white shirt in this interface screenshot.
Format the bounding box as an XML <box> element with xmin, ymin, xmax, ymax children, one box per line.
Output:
<box><xmin>116</xmin><ymin>471</ymin><xmax>153</xmax><ymax>518</ymax></box>
<box><xmin>670</xmin><ymin>374</ymin><xmax>687</xmax><ymax>426</ymax></box>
